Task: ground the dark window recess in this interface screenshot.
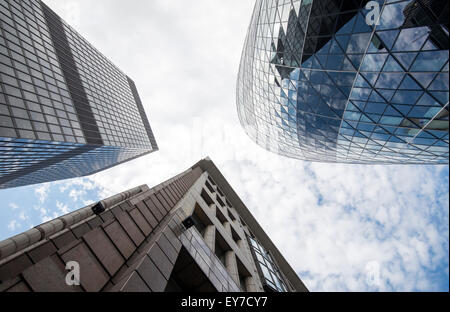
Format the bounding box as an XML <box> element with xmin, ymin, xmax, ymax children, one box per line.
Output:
<box><xmin>239</xmin><ymin>274</ymin><xmax>247</xmax><ymax>292</ymax></box>
<box><xmin>230</xmin><ymin>226</ymin><xmax>241</xmax><ymax>245</ymax></box>
<box><xmin>226</xmin><ymin>199</ymin><xmax>233</xmax><ymax>208</ymax></box>
<box><xmin>216</xmin><ymin>195</ymin><xmax>225</xmax><ymax>208</ymax></box>
<box><xmin>191</xmin><ymin>203</ymin><xmax>212</xmax><ymax>236</ymax></box>
<box><xmin>237</xmin><ymin>257</ymin><xmax>251</xmax><ymax>292</ymax></box>
<box><xmin>215</xmin><ymin>241</ymin><xmax>226</xmax><ymax>266</ymax></box>
<box><xmin>165</xmin><ymin>247</ymin><xmax>218</xmax><ymax>292</ymax></box>
<box><xmin>205</xmin><ymin>180</ymin><xmax>215</xmax><ymax>193</ymax></box>
<box><xmin>200</xmin><ymin>189</ymin><xmax>214</xmax><ymax>207</ymax></box>
<box><xmin>214</xmin><ymin>231</ymin><xmax>231</xmax><ymax>267</ymax></box>
<box><xmin>216</xmin><ymin>187</ymin><xmax>225</xmax><ymax>197</ymax></box>
<box><xmin>228</xmin><ymin>208</ymin><xmax>236</xmax><ymax>221</ymax></box>
<box><xmin>207</xmin><ymin>176</ymin><xmax>217</xmax><ymax>186</ymax></box>
<box><xmin>191</xmin><ymin>213</ymin><xmax>206</xmax><ymax>236</ymax></box>
<box><xmin>216</xmin><ymin>207</ymin><xmax>227</xmax><ymax>226</ymax></box>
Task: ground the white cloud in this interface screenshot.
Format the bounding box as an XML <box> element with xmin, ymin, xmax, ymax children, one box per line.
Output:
<box><xmin>18</xmin><ymin>211</ymin><xmax>27</xmax><ymax>221</ymax></box>
<box><xmin>56</xmin><ymin>201</ymin><xmax>71</xmax><ymax>215</ymax></box>
<box><xmin>83</xmin><ymin>199</ymin><xmax>95</xmax><ymax>206</ymax></box>
<box><xmin>56</xmin><ymin>201</ymin><xmax>70</xmax><ymax>215</ymax></box>
<box><xmin>34</xmin><ymin>184</ymin><xmax>50</xmax><ymax>204</ymax></box>
<box><xmin>9</xmin><ymin>203</ymin><xmax>19</xmax><ymax>210</ymax></box>
<box><xmin>33</xmin><ymin>206</ymin><xmax>50</xmax><ymax>224</ymax></box>
<box><xmin>59</xmin><ymin>185</ymin><xmax>69</xmax><ymax>193</ymax></box>
<box><xmin>7</xmin><ymin>220</ymin><xmax>20</xmax><ymax>231</ymax></box>
<box><xmin>57</xmin><ymin>178</ymin><xmax>96</xmax><ymax>192</ymax></box>
<box><xmin>68</xmin><ymin>189</ymin><xmax>86</xmax><ymax>202</ymax></box>
<box><xmin>41</xmin><ymin>216</ymin><xmax>53</xmax><ymax>223</ymax></box>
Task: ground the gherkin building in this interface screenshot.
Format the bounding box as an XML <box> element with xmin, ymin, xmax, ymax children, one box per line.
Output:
<box><xmin>237</xmin><ymin>0</ymin><xmax>449</xmax><ymax>164</ymax></box>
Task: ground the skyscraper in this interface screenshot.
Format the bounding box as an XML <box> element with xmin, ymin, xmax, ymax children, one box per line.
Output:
<box><xmin>0</xmin><ymin>0</ymin><xmax>158</xmax><ymax>189</ymax></box>
<box><xmin>0</xmin><ymin>158</ymin><xmax>308</xmax><ymax>292</ymax></box>
<box><xmin>237</xmin><ymin>0</ymin><xmax>449</xmax><ymax>164</ymax></box>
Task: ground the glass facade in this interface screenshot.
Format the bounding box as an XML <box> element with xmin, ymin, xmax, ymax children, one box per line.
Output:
<box><xmin>248</xmin><ymin>236</ymin><xmax>288</xmax><ymax>292</ymax></box>
<box><xmin>0</xmin><ymin>0</ymin><xmax>158</xmax><ymax>189</ymax></box>
<box><xmin>237</xmin><ymin>0</ymin><xmax>449</xmax><ymax>164</ymax></box>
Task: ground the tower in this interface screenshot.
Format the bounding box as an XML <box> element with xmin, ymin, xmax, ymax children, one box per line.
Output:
<box><xmin>0</xmin><ymin>0</ymin><xmax>158</xmax><ymax>189</ymax></box>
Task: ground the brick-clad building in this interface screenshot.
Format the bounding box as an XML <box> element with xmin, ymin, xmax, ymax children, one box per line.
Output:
<box><xmin>0</xmin><ymin>158</ymin><xmax>308</xmax><ymax>292</ymax></box>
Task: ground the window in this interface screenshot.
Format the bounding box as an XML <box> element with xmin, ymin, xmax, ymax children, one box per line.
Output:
<box><xmin>216</xmin><ymin>207</ymin><xmax>227</xmax><ymax>226</ymax></box>
<box><xmin>205</xmin><ymin>179</ymin><xmax>215</xmax><ymax>193</ymax></box>
<box><xmin>227</xmin><ymin>208</ymin><xmax>236</xmax><ymax>221</ymax></box>
<box><xmin>247</xmin><ymin>235</ymin><xmax>288</xmax><ymax>292</ymax></box>
<box><xmin>216</xmin><ymin>187</ymin><xmax>225</xmax><ymax>197</ymax></box>
<box><xmin>230</xmin><ymin>226</ymin><xmax>241</xmax><ymax>245</ymax></box>
<box><xmin>216</xmin><ymin>195</ymin><xmax>225</xmax><ymax>208</ymax></box>
<box><xmin>207</xmin><ymin>176</ymin><xmax>216</xmax><ymax>186</ymax></box>
<box><xmin>191</xmin><ymin>203</ymin><xmax>212</xmax><ymax>236</ymax></box>
<box><xmin>214</xmin><ymin>236</ymin><xmax>227</xmax><ymax>266</ymax></box>
<box><xmin>200</xmin><ymin>189</ymin><xmax>214</xmax><ymax>207</ymax></box>
<box><xmin>236</xmin><ymin>257</ymin><xmax>251</xmax><ymax>292</ymax></box>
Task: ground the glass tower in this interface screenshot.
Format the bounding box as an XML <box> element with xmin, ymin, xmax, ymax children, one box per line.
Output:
<box><xmin>0</xmin><ymin>0</ymin><xmax>158</xmax><ymax>189</ymax></box>
<box><xmin>237</xmin><ymin>0</ymin><xmax>449</xmax><ymax>164</ymax></box>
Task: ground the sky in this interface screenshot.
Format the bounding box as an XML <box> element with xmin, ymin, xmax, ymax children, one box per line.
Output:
<box><xmin>0</xmin><ymin>0</ymin><xmax>449</xmax><ymax>292</ymax></box>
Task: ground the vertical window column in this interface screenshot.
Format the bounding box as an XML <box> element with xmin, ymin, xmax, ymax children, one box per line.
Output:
<box><xmin>237</xmin><ymin>236</ymin><xmax>247</xmax><ymax>251</ymax></box>
<box><xmin>200</xmin><ymin>189</ymin><xmax>215</xmax><ymax>210</ymax></box>
<box><xmin>223</xmin><ymin>221</ymin><xmax>232</xmax><ymax>238</ymax></box>
<box><xmin>238</xmin><ymin>233</ymin><xmax>264</xmax><ymax>291</ymax></box>
<box><xmin>225</xmin><ymin>250</ymin><xmax>240</xmax><ymax>286</ymax></box>
<box><xmin>203</xmin><ymin>225</ymin><xmax>216</xmax><ymax>253</ymax></box>
<box><xmin>244</xmin><ymin>274</ymin><xmax>258</xmax><ymax>292</ymax></box>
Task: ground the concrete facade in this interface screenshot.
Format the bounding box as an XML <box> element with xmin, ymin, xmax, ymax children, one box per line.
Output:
<box><xmin>0</xmin><ymin>158</ymin><xmax>308</xmax><ymax>292</ymax></box>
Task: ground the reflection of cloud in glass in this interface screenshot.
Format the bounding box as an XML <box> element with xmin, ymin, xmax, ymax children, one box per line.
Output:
<box><xmin>378</xmin><ymin>2</ymin><xmax>409</xmax><ymax>30</ymax></box>
<box><xmin>237</xmin><ymin>0</ymin><xmax>449</xmax><ymax>164</ymax></box>
<box><xmin>393</xmin><ymin>27</ymin><xmax>429</xmax><ymax>51</ymax></box>
<box><xmin>347</xmin><ymin>33</ymin><xmax>371</xmax><ymax>53</ymax></box>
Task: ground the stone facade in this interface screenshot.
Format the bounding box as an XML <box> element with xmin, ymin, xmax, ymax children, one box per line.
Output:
<box><xmin>0</xmin><ymin>159</ymin><xmax>307</xmax><ymax>292</ymax></box>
